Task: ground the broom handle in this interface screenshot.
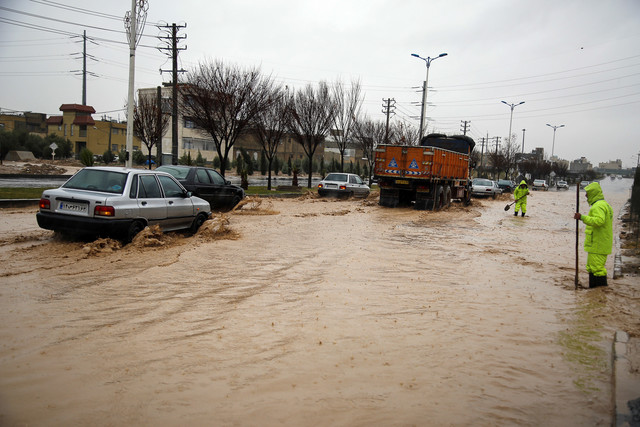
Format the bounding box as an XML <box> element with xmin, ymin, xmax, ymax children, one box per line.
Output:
<box><xmin>575</xmin><ymin>181</ymin><xmax>580</xmax><ymax>288</ymax></box>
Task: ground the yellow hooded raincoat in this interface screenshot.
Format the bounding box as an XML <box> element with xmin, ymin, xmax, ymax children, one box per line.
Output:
<box><xmin>580</xmin><ymin>182</ymin><xmax>613</xmax><ymax>276</ymax></box>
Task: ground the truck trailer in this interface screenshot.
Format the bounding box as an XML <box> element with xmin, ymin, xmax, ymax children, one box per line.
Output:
<box><xmin>374</xmin><ymin>133</ymin><xmax>475</xmax><ymax>210</ymax></box>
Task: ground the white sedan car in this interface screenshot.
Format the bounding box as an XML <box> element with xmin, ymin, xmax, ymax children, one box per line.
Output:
<box><xmin>36</xmin><ymin>167</ymin><xmax>211</xmax><ymax>242</ymax></box>
<box><xmin>317</xmin><ymin>173</ymin><xmax>370</xmax><ymax>198</ymax></box>
<box><xmin>471</xmin><ymin>178</ymin><xmax>502</xmax><ymax>199</ymax></box>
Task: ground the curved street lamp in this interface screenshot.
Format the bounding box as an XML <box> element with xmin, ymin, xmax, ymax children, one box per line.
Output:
<box><xmin>411</xmin><ymin>52</ymin><xmax>447</xmax><ymax>140</ymax></box>
<box><xmin>501</xmin><ymin>101</ymin><xmax>525</xmax><ymax>147</ymax></box>
<box><xmin>546</xmin><ymin>123</ymin><xmax>565</xmax><ymax>158</ymax></box>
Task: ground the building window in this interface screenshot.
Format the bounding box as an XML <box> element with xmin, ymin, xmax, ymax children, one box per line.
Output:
<box><xmin>112</xmin><ymin>128</ymin><xmax>118</xmax><ymax>135</ymax></box>
<box><xmin>70</xmin><ymin>125</ymin><xmax>74</xmax><ymax>136</ymax></box>
<box><xmin>184</xmin><ymin>118</ymin><xmax>195</xmax><ymax>129</ymax></box>
<box><xmin>58</xmin><ymin>124</ymin><xmax>62</xmax><ymax>131</ymax></box>
<box><xmin>112</xmin><ymin>144</ymin><xmax>119</xmax><ymax>151</ymax></box>
<box><xmin>79</xmin><ymin>126</ymin><xmax>87</xmax><ymax>137</ymax></box>
<box><xmin>64</xmin><ymin>124</ymin><xmax>67</xmax><ymax>136</ymax></box>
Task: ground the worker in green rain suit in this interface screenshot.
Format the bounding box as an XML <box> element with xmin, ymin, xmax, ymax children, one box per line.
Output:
<box><xmin>573</xmin><ymin>182</ymin><xmax>613</xmax><ymax>288</ymax></box>
<box><xmin>513</xmin><ymin>180</ymin><xmax>530</xmax><ymax>217</ymax></box>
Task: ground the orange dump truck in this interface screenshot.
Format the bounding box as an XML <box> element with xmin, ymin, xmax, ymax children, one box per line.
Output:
<box><xmin>374</xmin><ymin>134</ymin><xmax>475</xmax><ymax>210</ymax></box>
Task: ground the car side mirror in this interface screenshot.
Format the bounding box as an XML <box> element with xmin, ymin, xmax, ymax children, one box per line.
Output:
<box><xmin>185</xmin><ymin>191</ymin><xmax>193</xmax><ymax>198</ymax></box>
<box><xmin>225</xmin><ymin>180</ymin><xmax>231</xmax><ymax>185</ymax></box>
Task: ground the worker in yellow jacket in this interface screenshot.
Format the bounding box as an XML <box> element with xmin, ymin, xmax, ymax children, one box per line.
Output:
<box><xmin>513</xmin><ymin>180</ymin><xmax>530</xmax><ymax>217</ymax></box>
<box><xmin>574</xmin><ymin>181</ymin><xmax>613</xmax><ymax>287</ymax></box>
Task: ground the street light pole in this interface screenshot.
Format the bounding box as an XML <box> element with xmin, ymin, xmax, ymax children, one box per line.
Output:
<box><xmin>411</xmin><ymin>52</ymin><xmax>447</xmax><ymax>141</ymax></box>
<box><xmin>521</xmin><ymin>128</ymin><xmax>526</xmax><ymax>153</ymax></box>
<box><xmin>123</xmin><ymin>0</ymin><xmax>148</xmax><ymax>168</ymax></box>
<box><xmin>501</xmin><ymin>101</ymin><xmax>525</xmax><ymax>147</ymax></box>
<box><xmin>546</xmin><ymin>123</ymin><xmax>565</xmax><ymax>158</ymax></box>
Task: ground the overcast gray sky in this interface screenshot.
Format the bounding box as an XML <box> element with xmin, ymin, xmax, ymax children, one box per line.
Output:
<box><xmin>1</xmin><ymin>0</ymin><xmax>639</xmax><ymax>167</ymax></box>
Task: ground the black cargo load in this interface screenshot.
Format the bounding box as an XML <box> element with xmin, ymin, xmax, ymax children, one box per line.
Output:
<box><xmin>420</xmin><ymin>133</ymin><xmax>475</xmax><ymax>154</ymax></box>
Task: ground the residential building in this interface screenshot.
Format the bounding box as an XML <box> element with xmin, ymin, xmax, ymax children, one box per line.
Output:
<box><xmin>598</xmin><ymin>159</ymin><xmax>622</xmax><ymax>170</ymax></box>
<box><xmin>0</xmin><ymin>112</ymin><xmax>47</xmax><ymax>134</ymax></box>
<box><xmin>46</xmin><ymin>104</ymin><xmax>136</xmax><ymax>158</ymax></box>
<box><xmin>569</xmin><ymin>157</ymin><xmax>593</xmax><ymax>173</ymax></box>
<box><xmin>137</xmin><ymin>86</ymin><xmax>222</xmax><ymax>165</ymax></box>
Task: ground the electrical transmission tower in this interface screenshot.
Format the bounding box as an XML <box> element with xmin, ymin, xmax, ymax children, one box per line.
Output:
<box><xmin>158</xmin><ymin>23</ymin><xmax>187</xmax><ymax>165</ymax></box>
<box><xmin>382</xmin><ymin>98</ymin><xmax>396</xmax><ymax>143</ymax></box>
<box><xmin>460</xmin><ymin>120</ymin><xmax>471</xmax><ymax>135</ymax></box>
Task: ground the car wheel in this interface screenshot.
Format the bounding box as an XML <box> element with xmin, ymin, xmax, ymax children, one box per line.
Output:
<box><xmin>491</xmin><ymin>191</ymin><xmax>497</xmax><ymax>199</ymax></box>
<box><xmin>190</xmin><ymin>213</ymin><xmax>208</xmax><ymax>234</ymax></box>
<box><xmin>125</xmin><ymin>220</ymin><xmax>145</xmax><ymax>243</ymax></box>
<box><xmin>231</xmin><ymin>195</ymin><xmax>242</xmax><ymax>208</ymax></box>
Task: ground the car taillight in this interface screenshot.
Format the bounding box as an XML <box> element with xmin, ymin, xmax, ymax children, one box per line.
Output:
<box><xmin>339</xmin><ymin>185</ymin><xmax>347</xmax><ymax>190</ymax></box>
<box><xmin>39</xmin><ymin>198</ymin><xmax>50</xmax><ymax>209</ymax></box>
<box><xmin>94</xmin><ymin>205</ymin><xmax>115</xmax><ymax>217</ymax></box>
<box><xmin>318</xmin><ymin>184</ymin><xmax>323</xmax><ymax>188</ymax></box>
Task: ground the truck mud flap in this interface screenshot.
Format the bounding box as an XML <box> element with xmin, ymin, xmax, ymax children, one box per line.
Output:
<box><xmin>415</xmin><ymin>191</ymin><xmax>433</xmax><ymax>211</ymax></box>
<box><xmin>379</xmin><ymin>188</ymin><xmax>399</xmax><ymax>208</ymax></box>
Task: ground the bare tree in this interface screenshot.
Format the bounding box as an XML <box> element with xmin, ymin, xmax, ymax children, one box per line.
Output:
<box><xmin>354</xmin><ymin>117</ymin><xmax>388</xmax><ymax>185</ymax></box>
<box><xmin>254</xmin><ymin>86</ymin><xmax>291</xmax><ymax>190</ymax></box>
<box><xmin>501</xmin><ymin>134</ymin><xmax>521</xmax><ymax>179</ymax></box>
<box><xmin>133</xmin><ymin>93</ymin><xmax>169</xmax><ymax>169</ymax></box>
<box><xmin>179</xmin><ymin>59</ymin><xmax>275</xmax><ymax>176</ymax></box>
<box><xmin>287</xmin><ymin>82</ymin><xmax>336</xmax><ymax>188</ymax></box>
<box><xmin>331</xmin><ymin>78</ymin><xmax>363</xmax><ymax>171</ymax></box>
<box><xmin>390</xmin><ymin>121</ymin><xmax>420</xmax><ymax>146</ymax></box>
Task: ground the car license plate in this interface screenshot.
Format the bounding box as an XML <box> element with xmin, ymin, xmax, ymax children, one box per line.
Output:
<box><xmin>395</xmin><ymin>179</ymin><xmax>409</xmax><ymax>185</ymax></box>
<box><xmin>59</xmin><ymin>201</ymin><xmax>88</xmax><ymax>213</ymax></box>
<box><xmin>326</xmin><ymin>184</ymin><xmax>337</xmax><ymax>188</ymax></box>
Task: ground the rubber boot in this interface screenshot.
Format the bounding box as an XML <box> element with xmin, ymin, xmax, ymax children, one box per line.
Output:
<box><xmin>589</xmin><ymin>273</ymin><xmax>595</xmax><ymax>288</ymax></box>
<box><xmin>594</xmin><ymin>275</ymin><xmax>608</xmax><ymax>287</ymax></box>
<box><xmin>521</xmin><ymin>211</ymin><xmax>525</xmax><ymax>217</ymax></box>
<box><xmin>514</xmin><ymin>211</ymin><xmax>518</xmax><ymax>216</ymax></box>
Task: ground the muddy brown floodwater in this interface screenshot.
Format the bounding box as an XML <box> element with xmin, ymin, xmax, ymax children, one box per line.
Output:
<box><xmin>1</xmin><ymin>179</ymin><xmax>638</xmax><ymax>426</ymax></box>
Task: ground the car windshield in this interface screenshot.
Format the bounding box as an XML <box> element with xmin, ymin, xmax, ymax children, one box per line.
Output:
<box><xmin>498</xmin><ymin>180</ymin><xmax>510</xmax><ymax>185</ymax></box>
<box><xmin>156</xmin><ymin>166</ymin><xmax>189</xmax><ymax>179</ymax></box>
<box><xmin>324</xmin><ymin>173</ymin><xmax>348</xmax><ymax>182</ymax></box>
<box><xmin>63</xmin><ymin>169</ymin><xmax>127</xmax><ymax>194</ymax></box>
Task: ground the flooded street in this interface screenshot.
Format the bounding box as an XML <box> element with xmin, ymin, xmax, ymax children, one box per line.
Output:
<box><xmin>0</xmin><ymin>178</ymin><xmax>637</xmax><ymax>426</ymax></box>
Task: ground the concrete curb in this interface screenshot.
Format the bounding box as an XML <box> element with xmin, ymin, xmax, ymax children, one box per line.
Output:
<box><xmin>613</xmin><ymin>331</ymin><xmax>640</xmax><ymax>427</ymax></box>
<box><xmin>0</xmin><ymin>199</ymin><xmax>40</xmax><ymax>208</ymax></box>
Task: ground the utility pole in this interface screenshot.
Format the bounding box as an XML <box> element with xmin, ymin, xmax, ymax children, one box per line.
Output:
<box><xmin>82</xmin><ymin>30</ymin><xmax>87</xmax><ymax>105</ymax></box>
<box><xmin>460</xmin><ymin>120</ymin><xmax>470</xmax><ymax>135</ymax></box>
<box><xmin>521</xmin><ymin>128</ymin><xmax>526</xmax><ymax>153</ymax></box>
<box><xmin>382</xmin><ymin>98</ymin><xmax>395</xmax><ymax>143</ymax></box>
<box><xmin>123</xmin><ymin>0</ymin><xmax>148</xmax><ymax>168</ymax></box>
<box><xmin>158</xmin><ymin>23</ymin><xmax>187</xmax><ymax>165</ymax></box>
<box><xmin>493</xmin><ymin>136</ymin><xmax>501</xmax><ymax>180</ymax></box>
<box><xmin>479</xmin><ymin>137</ymin><xmax>486</xmax><ymax>175</ymax></box>
<box><xmin>156</xmin><ymin>86</ymin><xmax>163</xmax><ymax>165</ymax></box>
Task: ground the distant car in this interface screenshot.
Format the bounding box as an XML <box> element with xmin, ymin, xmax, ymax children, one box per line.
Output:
<box><xmin>36</xmin><ymin>167</ymin><xmax>211</xmax><ymax>242</ymax></box>
<box><xmin>317</xmin><ymin>173</ymin><xmax>370</xmax><ymax>198</ymax></box>
<box><xmin>497</xmin><ymin>179</ymin><xmax>516</xmax><ymax>193</ymax></box>
<box><xmin>556</xmin><ymin>180</ymin><xmax>569</xmax><ymax>190</ymax></box>
<box><xmin>471</xmin><ymin>178</ymin><xmax>502</xmax><ymax>199</ymax></box>
<box><xmin>156</xmin><ymin>165</ymin><xmax>244</xmax><ymax>211</ymax></box>
<box><xmin>532</xmin><ymin>179</ymin><xmax>549</xmax><ymax>191</ymax></box>
<box><xmin>580</xmin><ymin>181</ymin><xmax>590</xmax><ymax>188</ymax></box>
